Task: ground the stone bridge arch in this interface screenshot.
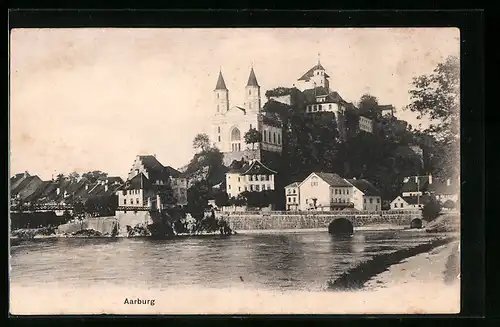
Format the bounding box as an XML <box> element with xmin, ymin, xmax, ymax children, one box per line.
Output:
<box><xmin>328</xmin><ymin>218</ymin><xmax>354</xmax><ymax>235</ymax></box>
<box><xmin>410</xmin><ymin>217</ymin><xmax>423</xmax><ymax>229</ymax></box>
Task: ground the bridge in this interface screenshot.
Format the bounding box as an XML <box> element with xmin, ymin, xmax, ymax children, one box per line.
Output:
<box><xmin>222</xmin><ymin>210</ymin><xmax>424</xmax><ymax>233</ymax></box>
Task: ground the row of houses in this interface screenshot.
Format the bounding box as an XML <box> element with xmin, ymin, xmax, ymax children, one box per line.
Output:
<box><xmin>10</xmin><ymin>172</ymin><xmax>124</xmax><ymax>208</ymax></box>
<box><xmin>10</xmin><ymin>155</ymin><xmax>189</xmax><ymax>212</ymax></box>
<box><xmin>223</xmin><ymin>157</ymin><xmax>458</xmax><ymax>212</ymax></box>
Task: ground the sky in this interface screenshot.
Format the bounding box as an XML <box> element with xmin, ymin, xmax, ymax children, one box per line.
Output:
<box><xmin>10</xmin><ymin>28</ymin><xmax>460</xmax><ymax>180</ymax></box>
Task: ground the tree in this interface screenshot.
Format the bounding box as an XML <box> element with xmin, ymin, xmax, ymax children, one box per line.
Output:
<box><xmin>55</xmin><ymin>174</ymin><xmax>65</xmax><ymax>183</ymax></box>
<box><xmin>358</xmin><ymin>94</ymin><xmax>379</xmax><ymax>117</ymax></box>
<box><xmin>186</xmin><ymin>180</ymin><xmax>210</xmax><ymax>220</ymax></box>
<box><xmin>68</xmin><ymin>172</ymin><xmax>80</xmax><ymax>182</ymax></box>
<box><xmin>244</xmin><ymin>128</ymin><xmax>262</xmax><ymax>150</ymax></box>
<box><xmin>422</xmin><ymin>198</ymin><xmax>442</xmax><ymax>221</ymax></box>
<box><xmin>406</xmin><ymin>55</ymin><xmax>459</xmax><ymax>178</ymax></box>
<box><xmin>82</xmin><ymin>171</ymin><xmax>108</xmax><ymax>184</ymax></box>
<box><xmin>443</xmin><ymin>199</ymin><xmax>455</xmax><ymax>210</ymax></box>
<box><xmin>214</xmin><ymin>191</ymin><xmax>229</xmax><ymax>207</ymax></box>
<box><xmin>192</xmin><ymin>133</ymin><xmax>211</xmax><ymax>152</ymax></box>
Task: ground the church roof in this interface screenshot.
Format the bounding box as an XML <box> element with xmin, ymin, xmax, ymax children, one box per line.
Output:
<box><xmin>298</xmin><ymin>63</ymin><xmax>330</xmax><ymax>81</ymax></box>
<box><xmin>215</xmin><ymin>71</ymin><xmax>228</xmax><ymax>90</ymax></box>
<box><xmin>246</xmin><ymin>67</ymin><xmax>260</xmax><ymax>87</ymax></box>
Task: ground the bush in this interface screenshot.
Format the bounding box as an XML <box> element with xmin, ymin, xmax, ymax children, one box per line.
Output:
<box><xmin>443</xmin><ymin>199</ymin><xmax>455</xmax><ymax>210</ymax></box>
<box><xmin>422</xmin><ymin>199</ymin><xmax>442</xmax><ymax>221</ymax></box>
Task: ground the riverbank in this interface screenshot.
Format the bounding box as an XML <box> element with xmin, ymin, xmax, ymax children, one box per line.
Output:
<box><xmin>328</xmin><ymin>234</ymin><xmax>458</xmax><ymax>291</ymax></box>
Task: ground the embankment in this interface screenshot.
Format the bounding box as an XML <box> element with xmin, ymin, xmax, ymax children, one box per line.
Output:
<box><xmin>223</xmin><ymin>210</ymin><xmax>423</xmax><ymax>231</ymax></box>
<box><xmin>328</xmin><ymin>235</ymin><xmax>457</xmax><ymax>291</ymax></box>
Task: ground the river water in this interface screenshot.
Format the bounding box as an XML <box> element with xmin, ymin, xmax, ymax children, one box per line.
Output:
<box><xmin>10</xmin><ymin>229</ymin><xmax>445</xmax><ymax>292</ymax></box>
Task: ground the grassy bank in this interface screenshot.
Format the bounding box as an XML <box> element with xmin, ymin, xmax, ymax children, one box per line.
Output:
<box><xmin>328</xmin><ymin>235</ymin><xmax>457</xmax><ymax>291</ymax></box>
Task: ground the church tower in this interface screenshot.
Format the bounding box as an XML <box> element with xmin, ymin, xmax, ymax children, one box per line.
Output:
<box><xmin>244</xmin><ymin>67</ymin><xmax>261</xmax><ymax>112</ymax></box>
<box><xmin>214</xmin><ymin>70</ymin><xmax>229</xmax><ymax>114</ymax></box>
<box><xmin>310</xmin><ymin>56</ymin><xmax>330</xmax><ymax>90</ymax></box>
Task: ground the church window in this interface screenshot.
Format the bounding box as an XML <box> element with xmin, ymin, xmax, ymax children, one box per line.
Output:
<box><xmin>231</xmin><ymin>127</ymin><xmax>241</xmax><ymax>141</ymax></box>
<box><xmin>218</xmin><ymin>126</ymin><xmax>220</xmax><ymax>133</ymax></box>
<box><xmin>218</xmin><ymin>136</ymin><xmax>221</xmax><ymax>142</ymax></box>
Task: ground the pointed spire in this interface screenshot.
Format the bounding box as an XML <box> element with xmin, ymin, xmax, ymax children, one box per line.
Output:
<box><xmin>246</xmin><ymin>66</ymin><xmax>259</xmax><ymax>87</ymax></box>
<box><xmin>215</xmin><ymin>70</ymin><xmax>228</xmax><ymax>90</ymax></box>
<box><xmin>318</xmin><ymin>52</ymin><xmax>321</xmax><ymax>65</ymax></box>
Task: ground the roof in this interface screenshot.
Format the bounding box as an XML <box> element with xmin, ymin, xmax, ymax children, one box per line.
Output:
<box><xmin>164</xmin><ymin>166</ymin><xmax>184</xmax><ymax>178</ymax></box>
<box><xmin>401</xmin><ymin>176</ymin><xmax>430</xmax><ymax>193</ymax></box>
<box><xmin>298</xmin><ymin>63</ymin><xmax>330</xmax><ymax>81</ymax></box>
<box><xmin>240</xmin><ymin>160</ymin><xmax>277</xmax><ymax>176</ymax></box>
<box><xmin>106</xmin><ymin>176</ymin><xmax>124</xmax><ymax>185</ymax></box>
<box><xmin>246</xmin><ymin>67</ymin><xmax>259</xmax><ymax>87</ymax></box>
<box><xmin>315</xmin><ymin>172</ymin><xmax>351</xmax><ymax>187</ymax></box>
<box><xmin>123</xmin><ymin>173</ymin><xmax>152</xmax><ymax>190</ymax></box>
<box><xmin>347</xmin><ymin>179</ymin><xmax>381</xmax><ymax>196</ymax></box>
<box><xmin>137</xmin><ymin>155</ymin><xmax>170</xmax><ymax>182</ymax></box>
<box><xmin>302</xmin><ymin>87</ymin><xmax>345</xmax><ymax>104</ymax></box>
<box><xmin>10</xmin><ymin>173</ymin><xmax>28</xmax><ymax>187</ymax></box>
<box><xmin>215</xmin><ymin>71</ymin><xmax>228</xmax><ymax>90</ymax></box>
<box><xmin>379</xmin><ymin>104</ymin><xmax>394</xmax><ymax>111</ymax></box>
<box><xmin>427</xmin><ymin>178</ymin><xmax>458</xmax><ymax>195</ymax></box>
<box><xmin>402</xmin><ymin>194</ymin><xmax>431</xmax><ymax>205</ymax></box>
<box><xmin>21</xmin><ymin>180</ymin><xmax>51</xmax><ymax>202</ymax></box>
<box><xmin>285</xmin><ymin>182</ymin><xmax>300</xmax><ymax>188</ymax></box>
<box><xmin>11</xmin><ymin>176</ymin><xmax>41</xmax><ymax>196</ymax></box>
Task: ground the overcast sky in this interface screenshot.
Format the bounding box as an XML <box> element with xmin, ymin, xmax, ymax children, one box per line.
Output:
<box><xmin>10</xmin><ymin>28</ymin><xmax>459</xmax><ymax>180</ymax></box>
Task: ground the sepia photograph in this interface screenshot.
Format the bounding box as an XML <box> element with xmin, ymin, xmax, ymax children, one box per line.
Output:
<box><xmin>9</xmin><ymin>27</ymin><xmax>460</xmax><ymax>315</ymax></box>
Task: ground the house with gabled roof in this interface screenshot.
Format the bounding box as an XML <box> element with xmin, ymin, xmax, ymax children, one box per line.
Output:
<box><xmin>127</xmin><ymin>154</ymin><xmax>187</xmax><ymax>206</ymax></box>
<box><xmin>297</xmin><ymin>172</ymin><xmax>354</xmax><ymax>211</ymax></box>
<box><xmin>346</xmin><ymin>178</ymin><xmax>382</xmax><ymax>211</ymax></box>
<box><xmin>225</xmin><ymin>159</ymin><xmax>277</xmax><ymax>199</ymax></box>
<box><xmin>390</xmin><ymin>194</ymin><xmax>431</xmax><ymax>210</ymax></box>
<box><xmin>284</xmin><ymin>181</ymin><xmax>300</xmax><ymax>211</ymax></box>
<box><xmin>10</xmin><ymin>175</ymin><xmax>44</xmax><ymax>206</ymax></box>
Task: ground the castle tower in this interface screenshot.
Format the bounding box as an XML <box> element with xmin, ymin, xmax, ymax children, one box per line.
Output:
<box><xmin>244</xmin><ymin>67</ymin><xmax>261</xmax><ymax>112</ymax></box>
<box><xmin>310</xmin><ymin>55</ymin><xmax>330</xmax><ymax>90</ymax></box>
<box><xmin>214</xmin><ymin>70</ymin><xmax>229</xmax><ymax>114</ymax></box>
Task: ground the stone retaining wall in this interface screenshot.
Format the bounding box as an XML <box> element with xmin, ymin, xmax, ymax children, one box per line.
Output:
<box><xmin>222</xmin><ymin>211</ymin><xmax>423</xmax><ymax>231</ymax></box>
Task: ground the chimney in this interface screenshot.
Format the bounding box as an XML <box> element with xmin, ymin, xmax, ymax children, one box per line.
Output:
<box><xmin>428</xmin><ymin>174</ymin><xmax>433</xmax><ymax>185</ymax></box>
<box><xmin>56</xmin><ymin>188</ymin><xmax>60</xmax><ymax>195</ymax></box>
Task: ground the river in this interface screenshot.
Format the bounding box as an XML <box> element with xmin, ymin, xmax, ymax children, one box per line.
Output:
<box><xmin>10</xmin><ymin>229</ymin><xmax>446</xmax><ymax>293</ymax></box>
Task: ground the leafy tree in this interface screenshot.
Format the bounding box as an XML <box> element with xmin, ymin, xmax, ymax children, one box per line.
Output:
<box><xmin>443</xmin><ymin>199</ymin><xmax>455</xmax><ymax>210</ymax></box>
<box><xmin>358</xmin><ymin>94</ymin><xmax>380</xmax><ymax>118</ymax></box>
<box><xmin>406</xmin><ymin>55</ymin><xmax>459</xmax><ymax>178</ymax></box>
<box><xmin>214</xmin><ymin>191</ymin><xmax>230</xmax><ymax>207</ymax></box>
<box><xmin>422</xmin><ymin>198</ymin><xmax>442</xmax><ymax>221</ymax></box>
<box><xmin>82</xmin><ymin>171</ymin><xmax>108</xmax><ymax>184</ymax></box>
<box><xmin>186</xmin><ymin>180</ymin><xmax>210</xmax><ymax>220</ymax></box>
<box><xmin>244</xmin><ymin>128</ymin><xmax>262</xmax><ymax>150</ymax></box>
<box><xmin>68</xmin><ymin>172</ymin><xmax>80</xmax><ymax>182</ymax></box>
<box><xmin>55</xmin><ymin>173</ymin><xmax>65</xmax><ymax>183</ymax></box>
<box><xmin>192</xmin><ymin>133</ymin><xmax>211</xmax><ymax>152</ymax></box>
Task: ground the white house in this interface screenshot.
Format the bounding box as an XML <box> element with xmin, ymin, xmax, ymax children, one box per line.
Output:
<box><xmin>390</xmin><ymin>194</ymin><xmax>431</xmax><ymax>210</ymax></box>
<box><xmin>225</xmin><ymin>159</ymin><xmax>277</xmax><ymax>199</ymax></box>
<box><xmin>298</xmin><ymin>172</ymin><xmax>353</xmax><ymax>211</ymax></box>
<box><xmin>346</xmin><ymin>178</ymin><xmax>382</xmax><ymax>211</ymax></box>
<box><xmin>359</xmin><ymin>116</ymin><xmax>374</xmax><ymax>134</ymax></box>
<box><xmin>127</xmin><ymin>154</ymin><xmax>187</xmax><ymax>207</ymax></box>
<box><xmin>284</xmin><ymin>182</ymin><xmax>300</xmax><ymax>211</ymax></box>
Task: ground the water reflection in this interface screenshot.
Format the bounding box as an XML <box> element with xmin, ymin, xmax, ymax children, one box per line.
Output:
<box><xmin>10</xmin><ymin>231</ymin><xmax>445</xmax><ymax>292</ymax></box>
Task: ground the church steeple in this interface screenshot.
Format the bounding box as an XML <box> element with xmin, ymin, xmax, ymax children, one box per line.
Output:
<box><xmin>215</xmin><ymin>70</ymin><xmax>228</xmax><ymax>90</ymax></box>
<box><xmin>214</xmin><ymin>69</ymin><xmax>229</xmax><ymax>114</ymax></box>
<box><xmin>246</xmin><ymin>66</ymin><xmax>260</xmax><ymax>87</ymax></box>
<box><xmin>245</xmin><ymin>66</ymin><xmax>261</xmax><ymax>111</ymax></box>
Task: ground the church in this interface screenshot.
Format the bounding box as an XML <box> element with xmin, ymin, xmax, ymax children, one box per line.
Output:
<box><xmin>210</xmin><ymin>67</ymin><xmax>283</xmax><ymax>167</ymax></box>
